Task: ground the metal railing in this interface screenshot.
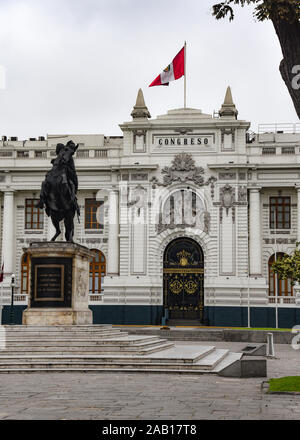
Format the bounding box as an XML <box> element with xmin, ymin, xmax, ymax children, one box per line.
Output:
<box><xmin>259</xmin><ymin>123</ymin><xmax>300</xmax><ymax>134</ymax></box>
<box><xmin>268</xmin><ymin>296</ymin><xmax>296</xmax><ymax>304</ymax></box>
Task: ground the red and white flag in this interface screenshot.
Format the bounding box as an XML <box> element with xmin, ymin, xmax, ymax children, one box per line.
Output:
<box><xmin>0</xmin><ymin>263</ymin><xmax>3</xmax><ymax>283</ymax></box>
<box><xmin>149</xmin><ymin>46</ymin><xmax>185</xmax><ymax>87</ymax></box>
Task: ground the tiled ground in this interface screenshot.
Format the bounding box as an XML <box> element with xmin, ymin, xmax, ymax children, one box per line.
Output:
<box><xmin>0</xmin><ymin>341</ymin><xmax>299</xmax><ymax>420</ymax></box>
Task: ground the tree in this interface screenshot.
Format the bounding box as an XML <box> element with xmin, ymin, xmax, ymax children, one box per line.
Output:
<box><xmin>272</xmin><ymin>243</ymin><xmax>300</xmax><ymax>285</ymax></box>
<box><xmin>212</xmin><ymin>0</ymin><xmax>300</xmax><ymax>119</ymax></box>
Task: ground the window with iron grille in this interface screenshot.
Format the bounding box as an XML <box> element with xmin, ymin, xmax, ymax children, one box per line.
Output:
<box><xmin>89</xmin><ymin>249</ymin><xmax>106</xmax><ymax>294</ymax></box>
<box><xmin>281</xmin><ymin>146</ymin><xmax>295</xmax><ymax>155</ymax></box>
<box><xmin>34</xmin><ymin>150</ymin><xmax>47</xmax><ymax>158</ymax></box>
<box><xmin>84</xmin><ymin>198</ymin><xmax>103</xmax><ymax>229</ymax></box>
<box><xmin>76</xmin><ymin>150</ymin><xmax>89</xmax><ymax>158</ymax></box>
<box><xmin>17</xmin><ymin>150</ymin><xmax>29</xmax><ymax>158</ymax></box>
<box><xmin>21</xmin><ymin>252</ymin><xmax>30</xmax><ymax>293</ymax></box>
<box><xmin>262</xmin><ymin>147</ymin><xmax>276</xmax><ymax>155</ymax></box>
<box><xmin>25</xmin><ymin>199</ymin><xmax>44</xmax><ymax>229</ymax></box>
<box><xmin>269</xmin><ymin>196</ymin><xmax>291</xmax><ymax>229</ymax></box>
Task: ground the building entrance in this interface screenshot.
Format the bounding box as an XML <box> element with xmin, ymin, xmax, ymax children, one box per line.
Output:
<box><xmin>163</xmin><ymin>237</ymin><xmax>204</xmax><ymax>324</ymax></box>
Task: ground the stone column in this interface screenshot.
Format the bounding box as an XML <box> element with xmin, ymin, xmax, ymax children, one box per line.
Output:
<box><xmin>297</xmin><ymin>187</ymin><xmax>300</xmax><ymax>243</ymax></box>
<box><xmin>249</xmin><ymin>188</ymin><xmax>262</xmax><ymax>276</ymax></box>
<box><xmin>107</xmin><ymin>189</ymin><xmax>119</xmax><ymax>275</ymax></box>
<box><xmin>1</xmin><ymin>190</ymin><xmax>15</xmax><ymax>278</ymax></box>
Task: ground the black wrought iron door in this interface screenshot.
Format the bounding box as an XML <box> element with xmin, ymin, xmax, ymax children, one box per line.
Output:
<box><xmin>163</xmin><ymin>238</ymin><xmax>204</xmax><ymax>321</ymax></box>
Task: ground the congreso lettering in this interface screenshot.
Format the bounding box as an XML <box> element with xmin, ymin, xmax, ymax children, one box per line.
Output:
<box><xmin>157</xmin><ymin>137</ymin><xmax>209</xmax><ymax>146</ymax></box>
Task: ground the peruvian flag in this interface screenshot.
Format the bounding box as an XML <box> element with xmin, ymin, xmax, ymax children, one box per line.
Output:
<box><xmin>0</xmin><ymin>263</ymin><xmax>3</xmax><ymax>283</ymax></box>
<box><xmin>149</xmin><ymin>46</ymin><xmax>185</xmax><ymax>87</ymax></box>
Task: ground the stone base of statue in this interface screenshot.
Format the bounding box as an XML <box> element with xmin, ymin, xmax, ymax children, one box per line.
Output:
<box><xmin>22</xmin><ymin>242</ymin><xmax>93</xmax><ymax>326</ymax></box>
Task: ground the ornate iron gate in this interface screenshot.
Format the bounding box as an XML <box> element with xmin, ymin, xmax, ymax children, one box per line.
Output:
<box><xmin>163</xmin><ymin>237</ymin><xmax>204</xmax><ymax>322</ymax></box>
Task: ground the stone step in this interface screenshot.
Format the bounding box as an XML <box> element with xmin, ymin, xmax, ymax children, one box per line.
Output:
<box><xmin>211</xmin><ymin>352</ymin><xmax>243</xmax><ymax>373</ymax></box>
<box><xmin>0</xmin><ymin>359</ymin><xmax>227</xmax><ymax>371</ymax></box>
<box><xmin>0</xmin><ymin>368</ymin><xmax>221</xmax><ymax>375</ymax></box>
<box><xmin>4</xmin><ymin>337</ymin><xmax>170</xmax><ymax>350</ymax></box>
<box><xmin>193</xmin><ymin>349</ymin><xmax>229</xmax><ymax>370</ymax></box>
<box><xmin>0</xmin><ymin>348</ymin><xmax>229</xmax><ymax>372</ymax></box>
<box><xmin>0</xmin><ymin>345</ymin><xmax>214</xmax><ymax>365</ymax></box>
<box><xmin>0</xmin><ymin>341</ymin><xmax>175</xmax><ymax>356</ymax></box>
<box><xmin>4</xmin><ymin>327</ymin><xmax>120</xmax><ymax>333</ymax></box>
<box><xmin>4</xmin><ymin>335</ymin><xmax>159</xmax><ymax>346</ymax></box>
<box><xmin>4</xmin><ymin>331</ymin><xmax>125</xmax><ymax>338</ymax></box>
<box><xmin>3</xmin><ymin>325</ymin><xmax>111</xmax><ymax>330</ymax></box>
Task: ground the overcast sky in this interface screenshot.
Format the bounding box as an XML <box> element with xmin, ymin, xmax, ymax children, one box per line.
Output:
<box><xmin>0</xmin><ymin>0</ymin><xmax>297</xmax><ymax>139</ymax></box>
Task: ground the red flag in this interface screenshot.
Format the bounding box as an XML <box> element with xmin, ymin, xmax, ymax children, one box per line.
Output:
<box><xmin>0</xmin><ymin>263</ymin><xmax>3</xmax><ymax>282</ymax></box>
<box><xmin>149</xmin><ymin>46</ymin><xmax>185</xmax><ymax>87</ymax></box>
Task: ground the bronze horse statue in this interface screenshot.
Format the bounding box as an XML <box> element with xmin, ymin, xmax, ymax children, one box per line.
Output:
<box><xmin>36</xmin><ymin>140</ymin><xmax>80</xmax><ymax>242</ymax></box>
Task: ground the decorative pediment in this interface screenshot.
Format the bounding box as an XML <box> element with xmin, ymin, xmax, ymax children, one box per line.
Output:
<box><xmin>151</xmin><ymin>153</ymin><xmax>216</xmax><ymax>188</ymax></box>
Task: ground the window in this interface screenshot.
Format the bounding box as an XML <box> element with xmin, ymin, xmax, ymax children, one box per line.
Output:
<box><xmin>89</xmin><ymin>249</ymin><xmax>106</xmax><ymax>294</ymax></box>
<box><xmin>25</xmin><ymin>199</ymin><xmax>44</xmax><ymax>229</ymax></box>
<box><xmin>85</xmin><ymin>198</ymin><xmax>103</xmax><ymax>230</ymax></box>
<box><xmin>269</xmin><ymin>196</ymin><xmax>291</xmax><ymax>229</ymax></box>
<box><xmin>21</xmin><ymin>252</ymin><xmax>30</xmax><ymax>294</ymax></box>
<box><xmin>262</xmin><ymin>147</ymin><xmax>276</xmax><ymax>155</ymax></box>
<box><xmin>76</xmin><ymin>150</ymin><xmax>89</xmax><ymax>158</ymax></box>
<box><xmin>17</xmin><ymin>150</ymin><xmax>29</xmax><ymax>158</ymax></box>
<box><xmin>268</xmin><ymin>253</ymin><xmax>293</xmax><ymax>297</ymax></box>
<box><xmin>34</xmin><ymin>150</ymin><xmax>47</xmax><ymax>158</ymax></box>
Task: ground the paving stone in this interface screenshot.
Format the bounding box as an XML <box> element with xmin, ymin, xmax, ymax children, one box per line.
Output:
<box><xmin>0</xmin><ymin>341</ymin><xmax>299</xmax><ymax>419</ymax></box>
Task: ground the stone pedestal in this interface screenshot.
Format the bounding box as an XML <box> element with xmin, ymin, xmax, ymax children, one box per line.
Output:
<box><xmin>22</xmin><ymin>242</ymin><xmax>93</xmax><ymax>325</ymax></box>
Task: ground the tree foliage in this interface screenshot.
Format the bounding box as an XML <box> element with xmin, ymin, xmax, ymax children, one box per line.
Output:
<box><xmin>212</xmin><ymin>0</ymin><xmax>300</xmax><ymax>119</ymax></box>
<box><xmin>272</xmin><ymin>243</ymin><xmax>300</xmax><ymax>285</ymax></box>
<box><xmin>212</xmin><ymin>0</ymin><xmax>300</xmax><ymax>23</ymax></box>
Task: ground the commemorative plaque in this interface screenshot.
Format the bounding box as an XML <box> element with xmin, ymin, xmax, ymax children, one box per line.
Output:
<box><xmin>30</xmin><ymin>257</ymin><xmax>72</xmax><ymax>308</ymax></box>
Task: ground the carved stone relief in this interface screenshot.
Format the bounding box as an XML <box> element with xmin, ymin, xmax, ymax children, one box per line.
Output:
<box><xmin>220</xmin><ymin>184</ymin><xmax>235</xmax><ymax>214</ymax></box>
<box><xmin>127</xmin><ymin>185</ymin><xmax>147</xmax><ymax>215</ymax></box>
<box><xmin>150</xmin><ymin>153</ymin><xmax>217</xmax><ymax>188</ymax></box>
<box><xmin>238</xmin><ymin>186</ymin><xmax>247</xmax><ymax>203</ymax></box>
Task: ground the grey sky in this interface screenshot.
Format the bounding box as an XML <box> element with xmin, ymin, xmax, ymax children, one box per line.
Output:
<box><xmin>0</xmin><ymin>0</ymin><xmax>297</xmax><ymax>139</ymax></box>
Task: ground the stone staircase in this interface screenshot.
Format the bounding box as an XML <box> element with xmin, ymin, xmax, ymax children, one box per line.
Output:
<box><xmin>0</xmin><ymin>325</ymin><xmax>243</xmax><ymax>375</ymax></box>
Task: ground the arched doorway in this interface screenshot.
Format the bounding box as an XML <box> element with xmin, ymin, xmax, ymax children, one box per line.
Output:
<box><xmin>163</xmin><ymin>237</ymin><xmax>204</xmax><ymax>324</ymax></box>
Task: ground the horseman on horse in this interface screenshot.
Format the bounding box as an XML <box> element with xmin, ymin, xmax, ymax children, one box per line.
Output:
<box><xmin>36</xmin><ymin>140</ymin><xmax>80</xmax><ymax>242</ymax></box>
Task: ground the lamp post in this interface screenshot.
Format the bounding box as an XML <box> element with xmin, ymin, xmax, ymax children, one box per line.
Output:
<box><xmin>9</xmin><ymin>274</ymin><xmax>15</xmax><ymax>325</ymax></box>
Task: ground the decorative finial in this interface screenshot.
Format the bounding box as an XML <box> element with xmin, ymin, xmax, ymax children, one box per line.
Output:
<box><xmin>131</xmin><ymin>89</ymin><xmax>151</xmax><ymax>119</ymax></box>
<box><xmin>219</xmin><ymin>86</ymin><xmax>238</xmax><ymax>118</ymax></box>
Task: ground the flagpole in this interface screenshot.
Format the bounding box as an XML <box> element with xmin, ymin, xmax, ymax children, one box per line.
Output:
<box><xmin>184</xmin><ymin>41</ymin><xmax>187</xmax><ymax>109</ymax></box>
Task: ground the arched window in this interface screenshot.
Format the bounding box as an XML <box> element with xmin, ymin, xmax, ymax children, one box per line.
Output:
<box><xmin>89</xmin><ymin>249</ymin><xmax>106</xmax><ymax>294</ymax></box>
<box><xmin>21</xmin><ymin>252</ymin><xmax>30</xmax><ymax>294</ymax></box>
<box><xmin>268</xmin><ymin>253</ymin><xmax>293</xmax><ymax>297</ymax></box>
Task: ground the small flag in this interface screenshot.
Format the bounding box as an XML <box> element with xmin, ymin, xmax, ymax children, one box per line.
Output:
<box><xmin>149</xmin><ymin>46</ymin><xmax>185</xmax><ymax>87</ymax></box>
<box><xmin>0</xmin><ymin>263</ymin><xmax>3</xmax><ymax>283</ymax></box>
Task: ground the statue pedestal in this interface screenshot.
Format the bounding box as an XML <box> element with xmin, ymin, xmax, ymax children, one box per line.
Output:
<box><xmin>22</xmin><ymin>242</ymin><xmax>93</xmax><ymax>326</ymax></box>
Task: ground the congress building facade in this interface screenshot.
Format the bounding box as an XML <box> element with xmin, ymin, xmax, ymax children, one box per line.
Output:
<box><xmin>0</xmin><ymin>87</ymin><xmax>300</xmax><ymax>328</ymax></box>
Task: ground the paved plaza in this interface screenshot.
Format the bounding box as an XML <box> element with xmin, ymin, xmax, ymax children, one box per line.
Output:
<box><xmin>0</xmin><ymin>341</ymin><xmax>299</xmax><ymax>420</ymax></box>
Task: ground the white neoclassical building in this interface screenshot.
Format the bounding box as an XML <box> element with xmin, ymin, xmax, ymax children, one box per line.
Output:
<box><xmin>0</xmin><ymin>87</ymin><xmax>300</xmax><ymax>327</ymax></box>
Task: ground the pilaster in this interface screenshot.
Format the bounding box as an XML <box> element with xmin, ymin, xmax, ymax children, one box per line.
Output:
<box><xmin>249</xmin><ymin>188</ymin><xmax>262</xmax><ymax>276</ymax></box>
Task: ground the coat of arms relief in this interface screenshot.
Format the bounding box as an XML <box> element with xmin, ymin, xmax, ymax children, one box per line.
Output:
<box><xmin>152</xmin><ymin>153</ymin><xmax>216</xmax><ymax>235</ymax></box>
<box><xmin>150</xmin><ymin>152</ymin><xmax>216</xmax><ymax>188</ymax></box>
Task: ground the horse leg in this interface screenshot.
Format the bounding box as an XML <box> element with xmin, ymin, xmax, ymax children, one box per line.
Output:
<box><xmin>50</xmin><ymin>215</ymin><xmax>61</xmax><ymax>241</ymax></box>
<box><xmin>64</xmin><ymin>213</ymin><xmax>74</xmax><ymax>242</ymax></box>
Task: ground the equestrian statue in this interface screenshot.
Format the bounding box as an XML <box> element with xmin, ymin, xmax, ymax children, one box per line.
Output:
<box><xmin>35</xmin><ymin>140</ymin><xmax>80</xmax><ymax>242</ymax></box>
